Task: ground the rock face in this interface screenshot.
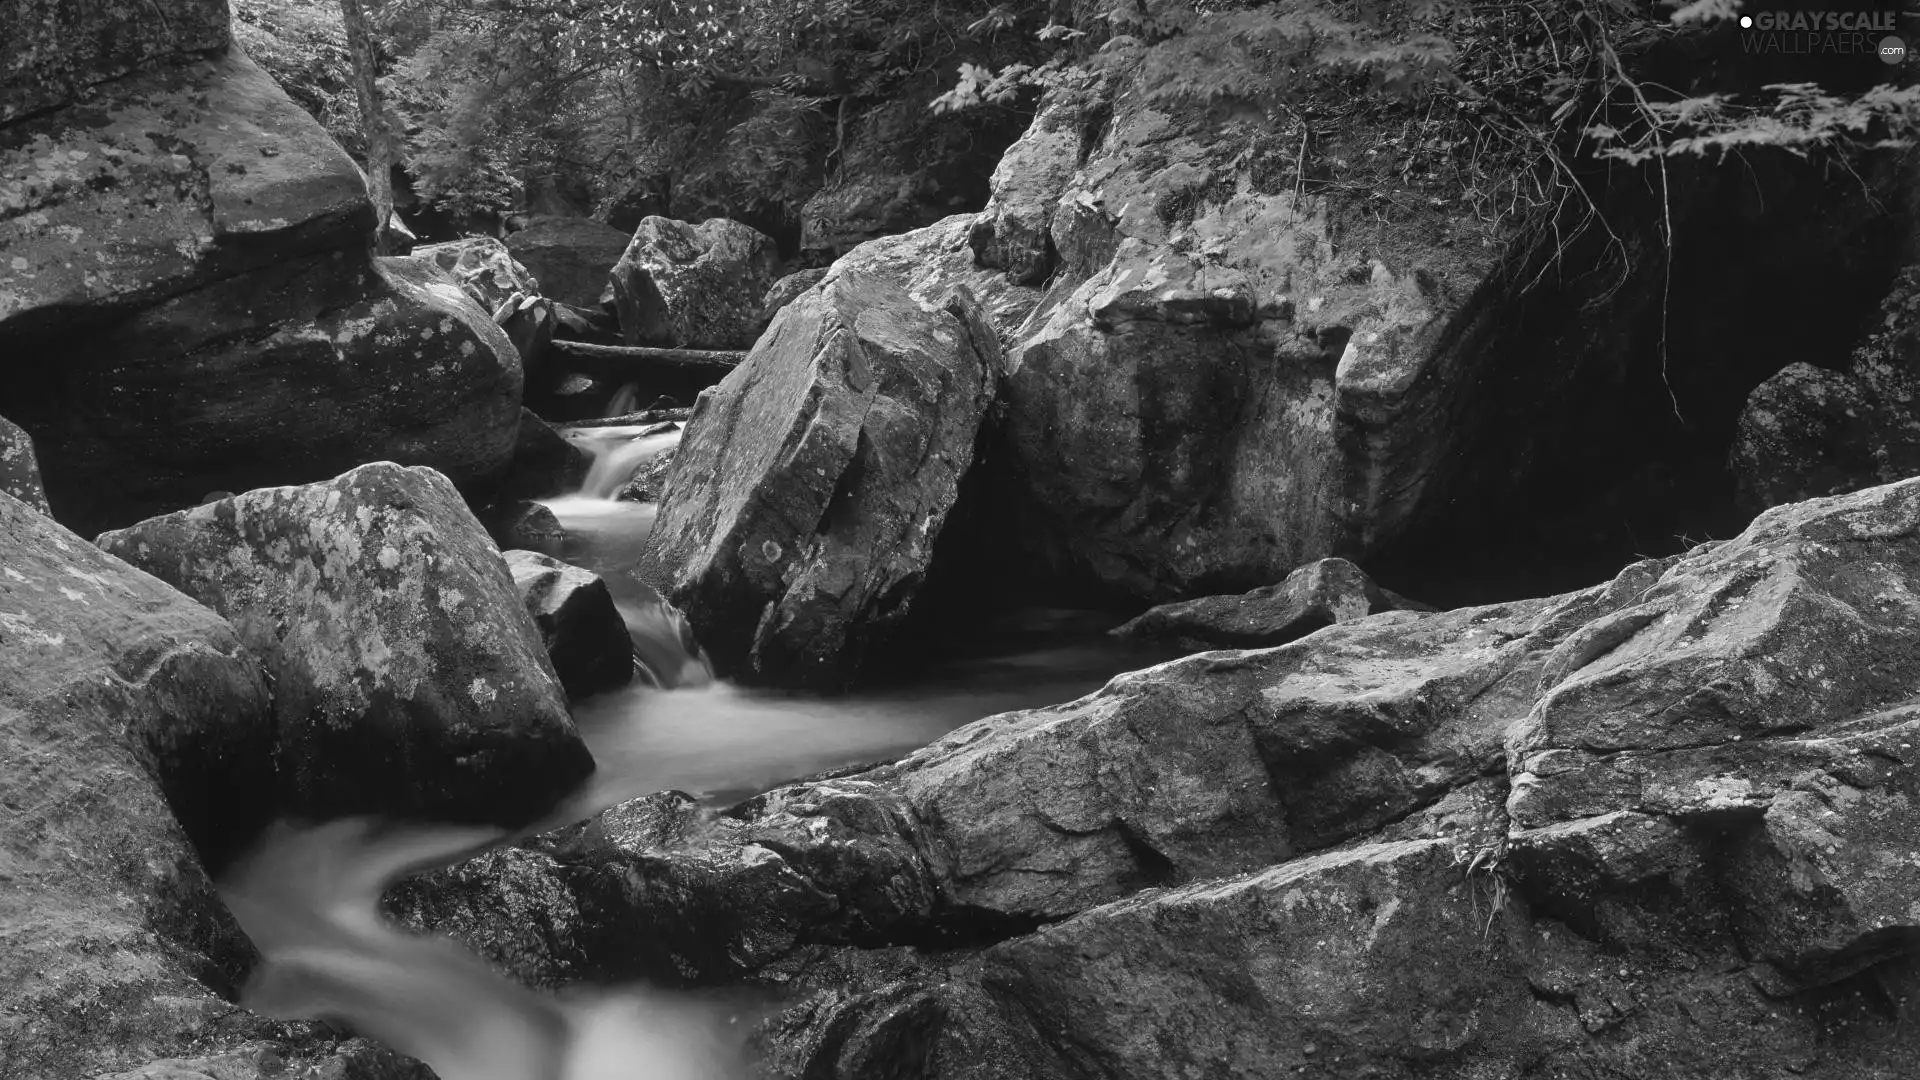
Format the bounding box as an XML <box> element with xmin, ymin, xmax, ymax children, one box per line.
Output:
<box><xmin>504</xmin><ymin>215</ymin><xmax>634</xmax><ymax>309</ymax></box>
<box><xmin>1</xmin><ymin>34</ymin><xmax>530</xmax><ymax>536</ymax></box>
<box><xmin>17</xmin><ymin>253</ymin><xmax>524</xmax><ymax>535</ymax></box>
<box><xmin>609</xmin><ymin>216</ymin><xmax>780</xmax><ymax>349</ymax></box>
<box><xmin>640</xmin><ymin>268</ymin><xmax>998</xmax><ymax>688</ymax></box>
<box><xmin>408</xmin><ymin>478</ymin><xmax>1920</xmax><ymax>1080</ymax></box>
<box><xmin>967</xmin><ymin>68</ymin><xmax>1106</xmax><ymax>287</ymax></box>
<box><xmin>502</xmin><ymin>550</ymin><xmax>634</xmax><ymax>699</ymax></box>
<box><xmin>97</xmin><ymin>463</ymin><xmax>594</xmax><ymax>827</ymax></box>
<box><xmin>762</xmin><ymin>266</ymin><xmax>830</xmax><ymax>323</ymax></box>
<box><xmin>0</xmin><ymin>489</ymin><xmax>275</xmax><ymax>1078</ymax></box>
<box><xmin>1111</xmin><ymin>556</ymin><xmax>1423</xmax><ymax>650</ymax></box>
<box><xmin>0</xmin><ymin>413</ymin><xmax>48</xmax><ymax>513</ymax></box>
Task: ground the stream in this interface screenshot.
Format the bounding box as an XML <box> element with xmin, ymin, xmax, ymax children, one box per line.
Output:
<box><xmin>217</xmin><ymin>421</ymin><xmax>1184</xmax><ymax>1080</ymax></box>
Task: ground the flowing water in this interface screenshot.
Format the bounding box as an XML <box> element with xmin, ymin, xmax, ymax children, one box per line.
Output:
<box><xmin>219</xmin><ymin>420</ymin><xmax>1183</xmax><ymax>1080</ymax></box>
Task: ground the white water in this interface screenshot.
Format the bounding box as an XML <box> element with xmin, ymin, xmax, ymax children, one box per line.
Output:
<box><xmin>220</xmin><ymin>420</ymin><xmax>1178</xmax><ymax>1078</ymax></box>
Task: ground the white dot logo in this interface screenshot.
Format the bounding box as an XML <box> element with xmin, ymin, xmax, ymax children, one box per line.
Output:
<box><xmin>1739</xmin><ymin>14</ymin><xmax>1752</xmax><ymax>27</ymax></box>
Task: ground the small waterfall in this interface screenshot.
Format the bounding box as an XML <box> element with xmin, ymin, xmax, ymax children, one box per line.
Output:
<box><xmin>570</xmin><ymin>425</ymin><xmax>680</xmax><ymax>501</ymax></box>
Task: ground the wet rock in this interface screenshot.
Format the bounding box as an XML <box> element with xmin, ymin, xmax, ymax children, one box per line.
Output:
<box><xmin>502</xmin><ymin>550</ymin><xmax>634</xmax><ymax>699</ymax></box>
<box><xmin>1110</xmin><ymin>556</ymin><xmax>1421</xmax><ymax>649</ymax></box>
<box><xmin>96</xmin><ymin>463</ymin><xmax>593</xmax><ymax>828</ymax></box>
<box><xmin>639</xmin><ymin>268</ymin><xmax>998</xmax><ymax>688</ymax></box>
<box><xmin>0</xmin><ymin>48</ymin><xmax>369</xmax><ymax>342</ymax></box>
<box><xmin>761</xmin><ymin>267</ymin><xmax>830</xmax><ymax>323</ymax></box>
<box><xmin>0</xmin><ymin>490</ymin><xmax>275</xmax><ymax>1078</ymax></box>
<box><xmin>0</xmin><ymin>0</ymin><xmax>231</xmax><ymax>124</ymax></box>
<box><xmin>91</xmin><ymin>1039</ymin><xmax>432</xmax><ymax>1080</ymax></box>
<box><xmin>610</xmin><ymin>217</ymin><xmax>780</xmax><ymax>350</ymax></box>
<box><xmin>490</xmin><ymin>499</ymin><xmax>568</xmax><ymax>553</ymax></box>
<box><xmin>504</xmin><ymin>216</ymin><xmax>632</xmax><ymax>309</ymax></box>
<box><xmin>0</xmin><ymin>413</ymin><xmax>48</xmax><ymax>513</ymax></box>
<box><xmin>615</xmin><ymin>444</ymin><xmax>677</xmax><ymax>503</ymax></box>
<box><xmin>21</xmin><ymin>253</ymin><xmax>523</xmax><ymax>535</ymax></box>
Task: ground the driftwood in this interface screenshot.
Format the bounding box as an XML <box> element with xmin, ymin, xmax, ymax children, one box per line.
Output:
<box><xmin>566</xmin><ymin>408</ymin><xmax>695</xmax><ymax>429</ymax></box>
<box><xmin>548</xmin><ymin>340</ymin><xmax>745</xmax><ymax>372</ymax></box>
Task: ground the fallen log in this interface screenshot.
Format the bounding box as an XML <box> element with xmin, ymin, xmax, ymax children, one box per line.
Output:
<box><xmin>548</xmin><ymin>340</ymin><xmax>746</xmax><ymax>371</ymax></box>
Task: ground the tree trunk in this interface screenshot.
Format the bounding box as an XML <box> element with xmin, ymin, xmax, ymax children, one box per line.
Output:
<box><xmin>339</xmin><ymin>0</ymin><xmax>399</xmax><ymax>255</ymax></box>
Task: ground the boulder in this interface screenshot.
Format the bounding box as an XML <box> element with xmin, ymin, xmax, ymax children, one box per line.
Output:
<box><xmin>0</xmin><ymin>48</ymin><xmax>369</xmax><ymax>342</ymax></box>
<box><xmin>1</xmin><ymin>0</ymin><xmax>231</xmax><ymax>123</ymax></box>
<box><xmin>504</xmin><ymin>215</ymin><xmax>633</xmax><ymax>309</ymax></box>
<box><xmin>609</xmin><ymin>216</ymin><xmax>780</xmax><ymax>349</ymax></box>
<box><xmin>1731</xmin><ymin>270</ymin><xmax>1920</xmax><ymax>510</ymax></box>
<box><xmin>20</xmin><ymin>254</ymin><xmax>523</xmax><ymax>535</ymax></box>
<box><xmin>639</xmin><ymin>268</ymin><xmax>998</xmax><ymax>688</ymax></box>
<box><xmin>800</xmin><ymin>174</ymin><xmax>951</xmax><ymax>263</ymax></box>
<box><xmin>969</xmin><ymin>40</ymin><xmax>1530</xmax><ymax>602</ymax></box>
<box><xmin>502</xmin><ymin>550</ymin><xmax>634</xmax><ymax>698</ymax></box>
<box><xmin>96</xmin><ymin>463</ymin><xmax>594</xmax><ymax>827</ymax></box>
<box><xmin>412</xmin><ymin>237</ymin><xmax>544</xmax><ymax>313</ymax></box>
<box><xmin>0</xmin><ymin>489</ymin><xmax>275</xmax><ymax>1077</ymax></box>
<box><xmin>0</xmin><ymin>413</ymin><xmax>48</xmax><ymax>513</ymax></box>
<box><xmin>1111</xmin><ymin>556</ymin><xmax>1425</xmax><ymax>649</ymax></box>
<box><xmin>615</xmin><ymin>444</ymin><xmax>677</xmax><ymax>503</ymax></box>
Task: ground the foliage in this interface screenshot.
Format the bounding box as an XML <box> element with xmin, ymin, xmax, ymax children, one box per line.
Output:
<box><xmin>366</xmin><ymin>0</ymin><xmax>1055</xmax><ymax>223</ymax></box>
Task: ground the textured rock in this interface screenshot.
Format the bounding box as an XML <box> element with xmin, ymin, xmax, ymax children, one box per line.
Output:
<box><xmin>20</xmin><ymin>254</ymin><xmax>523</xmax><ymax>535</ymax></box>
<box><xmin>412</xmin><ymin>236</ymin><xmax>544</xmax><ymax>312</ymax></box>
<box><xmin>982</xmin><ymin>839</ymin><xmax>1540</xmax><ymax>1080</ymax></box>
<box><xmin>0</xmin><ymin>48</ymin><xmax>369</xmax><ymax>341</ymax></box>
<box><xmin>0</xmin><ymin>0</ymin><xmax>231</xmax><ymax>123</ymax></box>
<box><xmin>96</xmin><ymin>463</ymin><xmax>594</xmax><ymax>827</ymax></box>
<box><xmin>503</xmin><ymin>216</ymin><xmax>632</xmax><ymax>309</ymax></box>
<box><xmin>0</xmin><ymin>414</ymin><xmax>48</xmax><ymax>513</ymax></box>
<box><xmin>0</xmin><ymin>490</ymin><xmax>275</xmax><ymax>1078</ymax></box>
<box><xmin>640</xmin><ymin>268</ymin><xmax>998</xmax><ymax>688</ymax></box>
<box><xmin>1111</xmin><ymin>556</ymin><xmax>1421</xmax><ymax>649</ymax></box>
<box><xmin>502</xmin><ymin>550</ymin><xmax>634</xmax><ymax>698</ymax></box>
<box><xmin>830</xmin><ymin>214</ymin><xmax>1041</xmax><ymax>340</ymax></box>
<box><xmin>492</xmin><ymin>408</ymin><xmax>591</xmax><ymax>502</ymax></box>
<box><xmin>1731</xmin><ymin>330</ymin><xmax>1920</xmax><ymax>511</ymax></box>
<box><xmin>978</xmin><ymin>42</ymin><xmax>1505</xmax><ymax>602</ymax></box>
<box><xmin>610</xmin><ymin>216</ymin><xmax>781</xmax><ymax>349</ymax></box>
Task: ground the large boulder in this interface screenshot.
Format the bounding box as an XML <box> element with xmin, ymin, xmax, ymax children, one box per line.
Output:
<box><xmin>639</xmin><ymin>268</ymin><xmax>998</xmax><ymax>688</ymax></box>
<box><xmin>972</xmin><ymin>40</ymin><xmax>1501</xmax><ymax>601</ymax></box>
<box><xmin>96</xmin><ymin>463</ymin><xmax>594</xmax><ymax>827</ymax></box>
<box><xmin>17</xmin><ymin>254</ymin><xmax>524</xmax><ymax>535</ymax></box>
<box><xmin>502</xmin><ymin>550</ymin><xmax>634</xmax><ymax>699</ymax></box>
<box><xmin>830</xmin><ymin>214</ymin><xmax>1042</xmax><ymax>341</ymax></box>
<box><xmin>504</xmin><ymin>215</ymin><xmax>632</xmax><ymax>309</ymax></box>
<box><xmin>0</xmin><ymin>48</ymin><xmax>369</xmax><ymax>341</ymax></box>
<box><xmin>0</xmin><ymin>413</ymin><xmax>48</xmax><ymax>513</ymax></box>
<box><xmin>0</xmin><ymin>489</ymin><xmax>276</xmax><ymax>1077</ymax></box>
<box><xmin>609</xmin><ymin>216</ymin><xmax>780</xmax><ymax>349</ymax></box>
